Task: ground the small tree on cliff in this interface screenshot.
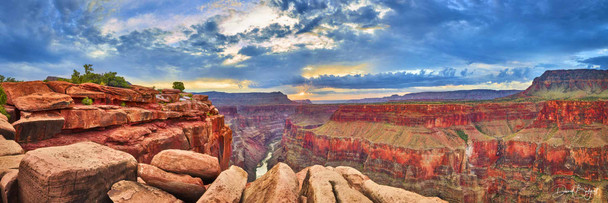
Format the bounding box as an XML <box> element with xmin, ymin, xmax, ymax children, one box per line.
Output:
<box><xmin>70</xmin><ymin>64</ymin><xmax>130</xmax><ymax>88</ymax></box>
<box><xmin>172</xmin><ymin>82</ymin><xmax>185</xmax><ymax>92</ymax></box>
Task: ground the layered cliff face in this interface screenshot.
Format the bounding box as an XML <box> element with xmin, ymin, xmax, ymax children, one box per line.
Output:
<box><xmin>0</xmin><ymin>81</ymin><xmax>232</xmax><ymax>169</ymax></box>
<box><xmin>276</xmin><ymin>101</ymin><xmax>608</xmax><ymax>202</ymax></box>
<box><xmin>349</xmin><ymin>89</ymin><xmax>522</xmax><ymax>103</ymax></box>
<box><xmin>221</xmin><ymin>104</ymin><xmax>338</xmax><ymax>181</ymax></box>
<box><xmin>518</xmin><ymin>69</ymin><xmax>608</xmax><ymax>99</ymax></box>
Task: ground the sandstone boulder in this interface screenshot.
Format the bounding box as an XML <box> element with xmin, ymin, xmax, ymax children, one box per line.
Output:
<box><xmin>334</xmin><ymin>166</ymin><xmax>446</xmax><ymax>203</ymax></box>
<box><xmin>0</xmin><ymin>140</ymin><xmax>24</xmax><ymax>156</ymax></box>
<box><xmin>65</xmin><ymin>86</ymin><xmax>106</xmax><ymax>100</ymax></box>
<box><xmin>140</xmin><ymin>127</ymin><xmax>190</xmax><ymax>163</ymax></box>
<box><xmin>17</xmin><ymin>142</ymin><xmax>138</xmax><ymax>203</ymax></box>
<box><xmin>137</xmin><ymin>163</ymin><xmax>206</xmax><ymax>202</ymax></box>
<box><xmin>197</xmin><ymin>166</ymin><xmax>247</xmax><ymax>203</ymax></box>
<box><xmin>0</xmin><ymin>169</ymin><xmax>18</xmax><ymax>203</ymax></box>
<box><xmin>108</xmin><ymin>180</ymin><xmax>183</xmax><ymax>203</ymax></box>
<box><xmin>361</xmin><ymin>180</ymin><xmax>446</xmax><ymax>203</ymax></box>
<box><xmin>46</xmin><ymin>81</ymin><xmax>74</xmax><ymax>93</ymax></box>
<box><xmin>12</xmin><ymin>92</ymin><xmax>72</xmax><ymax>111</ymax></box>
<box><xmin>107</xmin><ymin>126</ymin><xmax>151</xmax><ymax>144</ymax></box>
<box><xmin>13</xmin><ymin>111</ymin><xmax>64</xmax><ymax>142</ymax></box>
<box><xmin>61</xmin><ymin>107</ymin><xmax>128</xmax><ymax>129</ymax></box>
<box><xmin>0</xmin><ymin>81</ymin><xmax>52</xmax><ymax>105</ymax></box>
<box><xmin>242</xmin><ymin>163</ymin><xmax>299</xmax><ymax>203</ymax></box>
<box><xmin>123</xmin><ymin>108</ymin><xmax>156</xmax><ymax>123</ymax></box>
<box><xmin>0</xmin><ymin>116</ymin><xmax>15</xmax><ymax>140</ymax></box>
<box><xmin>151</xmin><ymin>149</ymin><xmax>221</xmax><ymax>182</ymax></box>
<box><xmin>300</xmin><ymin>165</ymin><xmax>371</xmax><ymax>203</ymax></box>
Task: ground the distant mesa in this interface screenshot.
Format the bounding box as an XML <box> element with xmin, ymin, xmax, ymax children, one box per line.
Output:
<box><xmin>348</xmin><ymin>89</ymin><xmax>522</xmax><ymax>103</ymax></box>
<box><xmin>193</xmin><ymin>91</ymin><xmax>293</xmax><ymax>106</ymax></box>
<box><xmin>513</xmin><ymin>69</ymin><xmax>608</xmax><ymax>100</ymax></box>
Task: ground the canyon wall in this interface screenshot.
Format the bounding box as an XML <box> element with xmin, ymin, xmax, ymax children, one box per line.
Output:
<box><xmin>275</xmin><ymin>101</ymin><xmax>608</xmax><ymax>202</ymax></box>
<box><xmin>0</xmin><ymin>81</ymin><xmax>232</xmax><ymax>169</ymax></box>
<box><xmin>220</xmin><ymin>104</ymin><xmax>338</xmax><ymax>181</ymax></box>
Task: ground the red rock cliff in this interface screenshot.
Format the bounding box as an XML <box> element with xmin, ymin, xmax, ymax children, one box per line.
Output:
<box><xmin>0</xmin><ymin>81</ymin><xmax>232</xmax><ymax>170</ymax></box>
<box><xmin>277</xmin><ymin>101</ymin><xmax>608</xmax><ymax>202</ymax></box>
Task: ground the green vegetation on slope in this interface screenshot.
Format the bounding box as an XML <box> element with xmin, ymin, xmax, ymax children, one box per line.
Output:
<box><xmin>0</xmin><ymin>74</ymin><xmax>19</xmax><ymax>119</ymax></box>
<box><xmin>65</xmin><ymin>64</ymin><xmax>131</xmax><ymax>88</ymax></box>
<box><xmin>455</xmin><ymin>129</ymin><xmax>468</xmax><ymax>142</ymax></box>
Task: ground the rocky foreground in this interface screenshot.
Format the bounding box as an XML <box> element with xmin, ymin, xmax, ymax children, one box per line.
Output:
<box><xmin>0</xmin><ymin>80</ymin><xmax>440</xmax><ymax>202</ymax></box>
<box><xmin>1</xmin><ymin>141</ymin><xmax>443</xmax><ymax>203</ymax></box>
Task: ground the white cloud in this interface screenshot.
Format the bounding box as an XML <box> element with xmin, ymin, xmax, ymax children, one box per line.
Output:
<box><xmin>218</xmin><ymin>4</ymin><xmax>299</xmax><ymax>35</ymax></box>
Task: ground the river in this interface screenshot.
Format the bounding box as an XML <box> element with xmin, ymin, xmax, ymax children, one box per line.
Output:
<box><xmin>255</xmin><ymin>139</ymin><xmax>280</xmax><ymax>179</ymax></box>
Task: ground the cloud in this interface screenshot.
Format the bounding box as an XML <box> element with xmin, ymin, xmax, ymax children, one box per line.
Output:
<box><xmin>580</xmin><ymin>55</ymin><xmax>608</xmax><ymax>69</ymax></box>
<box><xmin>301</xmin><ymin>63</ymin><xmax>370</xmax><ymax>78</ymax></box>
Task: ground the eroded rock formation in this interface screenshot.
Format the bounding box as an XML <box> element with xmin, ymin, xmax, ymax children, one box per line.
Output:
<box><xmin>275</xmin><ymin>100</ymin><xmax>608</xmax><ymax>202</ymax></box>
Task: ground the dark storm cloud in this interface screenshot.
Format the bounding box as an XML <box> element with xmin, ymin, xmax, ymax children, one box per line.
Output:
<box><xmin>580</xmin><ymin>56</ymin><xmax>608</xmax><ymax>69</ymax></box>
<box><xmin>1</xmin><ymin>0</ymin><xmax>608</xmax><ymax>91</ymax></box>
<box><xmin>285</xmin><ymin>67</ymin><xmax>534</xmax><ymax>89</ymax></box>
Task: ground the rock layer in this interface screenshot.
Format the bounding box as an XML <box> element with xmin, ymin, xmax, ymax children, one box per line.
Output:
<box><xmin>276</xmin><ymin>101</ymin><xmax>608</xmax><ymax>202</ymax></box>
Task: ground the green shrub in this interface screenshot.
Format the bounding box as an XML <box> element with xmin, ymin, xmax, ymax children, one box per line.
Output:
<box><xmin>120</xmin><ymin>102</ymin><xmax>126</xmax><ymax>107</ymax></box>
<box><xmin>456</xmin><ymin>129</ymin><xmax>468</xmax><ymax>142</ymax></box>
<box><xmin>82</xmin><ymin>97</ymin><xmax>93</xmax><ymax>105</ymax></box>
<box><xmin>69</xmin><ymin>64</ymin><xmax>131</xmax><ymax>88</ymax></box>
<box><xmin>0</xmin><ymin>85</ymin><xmax>8</xmax><ymax>119</ymax></box>
<box><xmin>187</xmin><ymin>93</ymin><xmax>193</xmax><ymax>97</ymax></box>
<box><xmin>0</xmin><ymin>75</ymin><xmax>19</xmax><ymax>83</ymax></box>
<box><xmin>172</xmin><ymin>82</ymin><xmax>185</xmax><ymax>92</ymax></box>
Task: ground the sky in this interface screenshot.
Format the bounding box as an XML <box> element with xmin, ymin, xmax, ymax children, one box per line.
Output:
<box><xmin>1</xmin><ymin>0</ymin><xmax>608</xmax><ymax>100</ymax></box>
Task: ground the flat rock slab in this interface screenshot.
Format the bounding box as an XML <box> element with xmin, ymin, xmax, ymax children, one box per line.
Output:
<box><xmin>197</xmin><ymin>165</ymin><xmax>247</xmax><ymax>203</ymax></box>
<box><xmin>13</xmin><ymin>92</ymin><xmax>73</xmax><ymax>111</ymax></box>
<box><xmin>138</xmin><ymin>163</ymin><xmax>206</xmax><ymax>202</ymax></box>
<box><xmin>108</xmin><ymin>180</ymin><xmax>183</xmax><ymax>203</ymax></box>
<box><xmin>0</xmin><ymin>140</ymin><xmax>23</xmax><ymax>156</ymax></box>
<box><xmin>18</xmin><ymin>142</ymin><xmax>137</xmax><ymax>203</ymax></box>
<box><xmin>242</xmin><ymin>163</ymin><xmax>299</xmax><ymax>203</ymax></box>
<box><xmin>151</xmin><ymin>149</ymin><xmax>220</xmax><ymax>182</ymax></box>
<box><xmin>0</xmin><ymin>81</ymin><xmax>53</xmax><ymax>105</ymax></box>
<box><xmin>13</xmin><ymin>112</ymin><xmax>64</xmax><ymax>143</ymax></box>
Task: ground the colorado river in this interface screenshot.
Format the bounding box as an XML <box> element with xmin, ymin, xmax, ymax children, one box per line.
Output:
<box><xmin>255</xmin><ymin>140</ymin><xmax>280</xmax><ymax>179</ymax></box>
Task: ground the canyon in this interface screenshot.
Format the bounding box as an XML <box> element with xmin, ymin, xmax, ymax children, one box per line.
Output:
<box><xmin>268</xmin><ymin>69</ymin><xmax>608</xmax><ymax>202</ymax></box>
<box><xmin>0</xmin><ymin>80</ymin><xmax>438</xmax><ymax>202</ymax></box>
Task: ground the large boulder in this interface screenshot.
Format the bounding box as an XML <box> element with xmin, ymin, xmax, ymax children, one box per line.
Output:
<box><xmin>242</xmin><ymin>163</ymin><xmax>299</xmax><ymax>203</ymax></box>
<box><xmin>335</xmin><ymin>166</ymin><xmax>446</xmax><ymax>203</ymax></box>
<box><xmin>108</xmin><ymin>180</ymin><xmax>183</xmax><ymax>203</ymax></box>
<box><xmin>197</xmin><ymin>166</ymin><xmax>247</xmax><ymax>203</ymax></box>
<box><xmin>12</xmin><ymin>92</ymin><xmax>73</xmax><ymax>111</ymax></box>
<box><xmin>65</xmin><ymin>86</ymin><xmax>106</xmax><ymax>100</ymax></box>
<box><xmin>150</xmin><ymin>149</ymin><xmax>221</xmax><ymax>182</ymax></box>
<box><xmin>137</xmin><ymin>163</ymin><xmax>206</xmax><ymax>202</ymax></box>
<box><xmin>0</xmin><ymin>115</ymin><xmax>15</xmax><ymax>140</ymax></box>
<box><xmin>361</xmin><ymin>181</ymin><xmax>446</xmax><ymax>203</ymax></box>
<box><xmin>12</xmin><ymin>111</ymin><xmax>64</xmax><ymax>143</ymax></box>
<box><xmin>139</xmin><ymin>127</ymin><xmax>190</xmax><ymax>163</ymax></box>
<box><xmin>17</xmin><ymin>142</ymin><xmax>138</xmax><ymax>203</ymax></box>
<box><xmin>300</xmin><ymin>165</ymin><xmax>371</xmax><ymax>203</ymax></box>
<box><xmin>0</xmin><ymin>140</ymin><xmax>24</xmax><ymax>156</ymax></box>
<box><xmin>0</xmin><ymin>169</ymin><xmax>18</xmax><ymax>203</ymax></box>
<box><xmin>46</xmin><ymin>81</ymin><xmax>74</xmax><ymax>93</ymax></box>
<box><xmin>0</xmin><ymin>81</ymin><xmax>52</xmax><ymax>105</ymax></box>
